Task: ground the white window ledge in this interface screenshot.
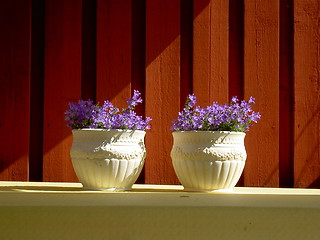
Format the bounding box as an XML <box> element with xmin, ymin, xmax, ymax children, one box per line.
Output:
<box><xmin>0</xmin><ymin>181</ymin><xmax>320</xmax><ymax>240</ymax></box>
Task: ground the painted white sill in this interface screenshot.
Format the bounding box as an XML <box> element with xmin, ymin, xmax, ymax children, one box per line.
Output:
<box><xmin>0</xmin><ymin>181</ymin><xmax>320</xmax><ymax>240</ymax></box>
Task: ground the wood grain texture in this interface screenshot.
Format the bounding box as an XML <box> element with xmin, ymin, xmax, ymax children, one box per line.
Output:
<box><xmin>244</xmin><ymin>0</ymin><xmax>279</xmax><ymax>187</ymax></box>
<box><xmin>243</xmin><ymin>0</ymin><xmax>280</xmax><ymax>187</ymax></box>
<box><xmin>293</xmin><ymin>0</ymin><xmax>320</xmax><ymax>188</ymax></box>
<box><xmin>0</xmin><ymin>0</ymin><xmax>31</xmax><ymax>181</ymax></box>
<box><xmin>145</xmin><ymin>0</ymin><xmax>180</xmax><ymax>184</ymax></box>
<box><xmin>43</xmin><ymin>0</ymin><xmax>82</xmax><ymax>182</ymax></box>
<box><xmin>193</xmin><ymin>0</ymin><xmax>229</xmax><ymax>106</ymax></box>
<box><xmin>96</xmin><ymin>0</ymin><xmax>132</xmax><ymax>109</ymax></box>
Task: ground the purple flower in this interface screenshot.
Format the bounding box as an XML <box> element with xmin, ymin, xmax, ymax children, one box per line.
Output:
<box><xmin>65</xmin><ymin>90</ymin><xmax>152</xmax><ymax>130</ymax></box>
<box><xmin>185</xmin><ymin>94</ymin><xmax>197</xmax><ymax>110</ymax></box>
<box><xmin>171</xmin><ymin>94</ymin><xmax>261</xmax><ymax>132</ymax></box>
<box><xmin>126</xmin><ymin>90</ymin><xmax>143</xmax><ymax>110</ymax></box>
<box><xmin>64</xmin><ymin>100</ymin><xmax>99</xmax><ymax>129</ymax></box>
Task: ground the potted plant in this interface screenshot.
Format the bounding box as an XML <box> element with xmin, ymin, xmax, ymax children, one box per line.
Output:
<box><xmin>65</xmin><ymin>90</ymin><xmax>151</xmax><ymax>191</ymax></box>
<box><xmin>170</xmin><ymin>94</ymin><xmax>261</xmax><ymax>192</ymax></box>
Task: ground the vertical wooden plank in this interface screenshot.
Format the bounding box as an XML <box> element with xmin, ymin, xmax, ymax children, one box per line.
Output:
<box><xmin>43</xmin><ymin>0</ymin><xmax>82</xmax><ymax>182</ymax></box>
<box><xmin>29</xmin><ymin>0</ymin><xmax>45</xmax><ymax>181</ymax></box>
<box><xmin>243</xmin><ymin>0</ymin><xmax>280</xmax><ymax>187</ymax></box>
<box><xmin>279</xmin><ymin>0</ymin><xmax>294</xmax><ymax>188</ymax></box>
<box><xmin>209</xmin><ymin>0</ymin><xmax>229</xmax><ymax>103</ymax></box>
<box><xmin>0</xmin><ymin>0</ymin><xmax>31</xmax><ymax>181</ymax></box>
<box><xmin>193</xmin><ymin>0</ymin><xmax>229</xmax><ymax>106</ymax></box>
<box><xmin>96</xmin><ymin>0</ymin><xmax>132</xmax><ymax>108</ymax></box>
<box><xmin>193</xmin><ymin>0</ymin><xmax>210</xmax><ymax>106</ymax></box>
<box><xmin>145</xmin><ymin>0</ymin><xmax>180</xmax><ymax>184</ymax></box>
<box><xmin>294</xmin><ymin>0</ymin><xmax>320</xmax><ymax>188</ymax></box>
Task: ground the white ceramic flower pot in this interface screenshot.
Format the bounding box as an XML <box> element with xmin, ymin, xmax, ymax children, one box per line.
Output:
<box><xmin>70</xmin><ymin>129</ymin><xmax>146</xmax><ymax>190</ymax></box>
<box><xmin>171</xmin><ymin>131</ymin><xmax>246</xmax><ymax>191</ymax></box>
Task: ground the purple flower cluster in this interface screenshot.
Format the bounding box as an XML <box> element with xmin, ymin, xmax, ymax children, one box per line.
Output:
<box><xmin>65</xmin><ymin>90</ymin><xmax>151</xmax><ymax>130</ymax></box>
<box><xmin>171</xmin><ymin>94</ymin><xmax>261</xmax><ymax>132</ymax></box>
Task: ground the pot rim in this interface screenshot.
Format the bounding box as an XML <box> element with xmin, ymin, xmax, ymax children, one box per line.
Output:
<box><xmin>72</xmin><ymin>128</ymin><xmax>146</xmax><ymax>133</ymax></box>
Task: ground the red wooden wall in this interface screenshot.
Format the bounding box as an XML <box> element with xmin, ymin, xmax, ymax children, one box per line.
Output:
<box><xmin>0</xmin><ymin>0</ymin><xmax>320</xmax><ymax>188</ymax></box>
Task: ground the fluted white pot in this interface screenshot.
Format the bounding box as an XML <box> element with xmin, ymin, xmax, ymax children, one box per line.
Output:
<box><xmin>171</xmin><ymin>131</ymin><xmax>246</xmax><ymax>191</ymax></box>
<box><xmin>70</xmin><ymin>129</ymin><xmax>146</xmax><ymax>191</ymax></box>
